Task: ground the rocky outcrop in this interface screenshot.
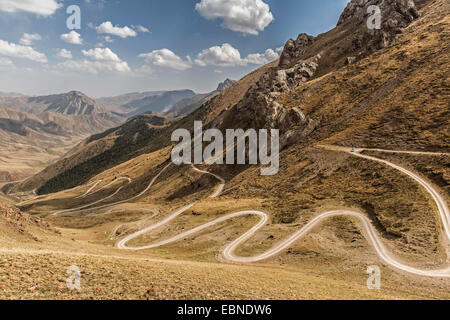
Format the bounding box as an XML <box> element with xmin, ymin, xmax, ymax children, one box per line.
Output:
<box><xmin>338</xmin><ymin>0</ymin><xmax>421</xmax><ymax>55</ymax></box>
<box><xmin>234</xmin><ymin>37</ymin><xmax>321</xmax><ymax>148</ymax></box>
<box><xmin>279</xmin><ymin>33</ymin><xmax>315</xmax><ymax>68</ymax></box>
<box><xmin>225</xmin><ymin>1</ymin><xmax>424</xmax><ymax>149</ymax></box>
<box><xmin>338</xmin><ymin>0</ymin><xmax>419</xmax><ymax>26</ymax></box>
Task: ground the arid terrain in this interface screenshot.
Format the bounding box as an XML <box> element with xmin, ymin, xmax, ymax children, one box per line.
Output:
<box><xmin>0</xmin><ymin>0</ymin><xmax>449</xmax><ymax>300</ymax></box>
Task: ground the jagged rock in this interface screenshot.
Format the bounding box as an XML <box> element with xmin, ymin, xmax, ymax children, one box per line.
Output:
<box><xmin>338</xmin><ymin>0</ymin><xmax>421</xmax><ymax>55</ymax></box>
<box><xmin>279</xmin><ymin>33</ymin><xmax>315</xmax><ymax>68</ymax></box>
<box><xmin>338</xmin><ymin>0</ymin><xmax>419</xmax><ymax>26</ymax></box>
<box><xmin>236</xmin><ymin>54</ymin><xmax>321</xmax><ymax>131</ymax></box>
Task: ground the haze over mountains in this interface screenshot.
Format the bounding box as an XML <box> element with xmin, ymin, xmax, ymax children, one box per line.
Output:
<box><xmin>96</xmin><ymin>78</ymin><xmax>236</xmax><ymax>117</ymax></box>
<box><xmin>0</xmin><ymin>79</ymin><xmax>235</xmax><ymax>183</ymax></box>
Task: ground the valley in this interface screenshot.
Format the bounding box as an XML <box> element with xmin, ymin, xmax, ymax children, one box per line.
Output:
<box><xmin>0</xmin><ymin>0</ymin><xmax>448</xmax><ymax>300</ymax></box>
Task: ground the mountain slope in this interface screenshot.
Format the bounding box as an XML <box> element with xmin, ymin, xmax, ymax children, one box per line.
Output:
<box><xmin>39</xmin><ymin>91</ymin><xmax>105</xmax><ymax>116</ymax></box>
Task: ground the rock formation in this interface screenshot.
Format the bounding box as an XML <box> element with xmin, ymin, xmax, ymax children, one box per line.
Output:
<box><xmin>339</xmin><ymin>0</ymin><xmax>421</xmax><ymax>55</ymax></box>
<box><xmin>279</xmin><ymin>33</ymin><xmax>315</xmax><ymax>68</ymax></box>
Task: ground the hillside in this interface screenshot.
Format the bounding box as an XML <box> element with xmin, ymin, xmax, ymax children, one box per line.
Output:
<box><xmin>2</xmin><ymin>0</ymin><xmax>449</xmax><ymax>300</ymax></box>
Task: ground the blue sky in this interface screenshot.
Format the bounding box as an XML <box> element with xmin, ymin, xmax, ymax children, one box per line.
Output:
<box><xmin>0</xmin><ymin>0</ymin><xmax>349</xmax><ymax>97</ymax></box>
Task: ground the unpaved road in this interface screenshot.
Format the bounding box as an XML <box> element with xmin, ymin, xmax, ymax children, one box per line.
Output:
<box><xmin>48</xmin><ymin>147</ymin><xmax>450</xmax><ymax>278</ymax></box>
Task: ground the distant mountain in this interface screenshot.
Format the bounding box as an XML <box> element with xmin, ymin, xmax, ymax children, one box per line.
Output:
<box><xmin>96</xmin><ymin>91</ymin><xmax>165</xmax><ymax>112</ymax></box>
<box><xmin>165</xmin><ymin>93</ymin><xmax>211</xmax><ymax>117</ymax></box>
<box><xmin>96</xmin><ymin>90</ymin><xmax>197</xmax><ymax>117</ymax></box>
<box><xmin>0</xmin><ymin>91</ymin><xmax>125</xmax><ymax>183</ymax></box>
<box><xmin>124</xmin><ymin>90</ymin><xmax>196</xmax><ymax>116</ymax></box>
<box><xmin>216</xmin><ymin>78</ymin><xmax>236</xmax><ymax>92</ymax></box>
<box><xmin>165</xmin><ymin>79</ymin><xmax>236</xmax><ymax>116</ymax></box>
<box><xmin>34</xmin><ymin>91</ymin><xmax>105</xmax><ymax>116</ymax></box>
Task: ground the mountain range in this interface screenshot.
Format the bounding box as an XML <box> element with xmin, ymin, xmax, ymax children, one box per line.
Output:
<box><xmin>0</xmin><ymin>79</ymin><xmax>235</xmax><ymax>183</ymax></box>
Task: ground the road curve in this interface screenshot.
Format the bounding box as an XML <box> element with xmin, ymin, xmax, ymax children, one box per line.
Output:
<box><xmin>51</xmin><ymin>163</ymin><xmax>174</xmax><ymax>216</ymax></box>
<box><xmin>75</xmin><ymin>180</ymin><xmax>103</xmax><ymax>199</ymax></box>
<box><xmin>52</xmin><ymin>177</ymin><xmax>132</xmax><ymax>216</ymax></box>
<box><xmin>352</xmin><ymin>148</ymin><xmax>450</xmax><ymax>241</ymax></box>
<box><xmin>115</xmin><ymin>148</ymin><xmax>450</xmax><ymax>278</ymax></box>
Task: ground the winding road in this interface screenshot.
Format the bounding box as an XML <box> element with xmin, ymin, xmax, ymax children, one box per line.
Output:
<box><xmin>50</xmin><ymin>146</ymin><xmax>450</xmax><ymax>278</ymax></box>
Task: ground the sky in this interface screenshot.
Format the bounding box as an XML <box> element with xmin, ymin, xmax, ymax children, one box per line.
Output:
<box><xmin>0</xmin><ymin>0</ymin><xmax>349</xmax><ymax>97</ymax></box>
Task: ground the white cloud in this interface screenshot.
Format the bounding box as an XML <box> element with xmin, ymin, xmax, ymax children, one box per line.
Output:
<box><xmin>244</xmin><ymin>48</ymin><xmax>279</xmax><ymax>65</ymax></box>
<box><xmin>135</xmin><ymin>25</ymin><xmax>150</xmax><ymax>33</ymax></box>
<box><xmin>57</xmin><ymin>49</ymin><xmax>72</xmax><ymax>59</ymax></box>
<box><xmin>194</xmin><ymin>43</ymin><xmax>279</xmax><ymax>67</ymax></box>
<box><xmin>194</xmin><ymin>43</ymin><xmax>244</xmax><ymax>67</ymax></box>
<box><xmin>137</xmin><ymin>44</ymin><xmax>280</xmax><ymax>73</ymax></box>
<box><xmin>57</xmin><ymin>47</ymin><xmax>130</xmax><ymax>74</ymax></box>
<box><xmin>138</xmin><ymin>49</ymin><xmax>192</xmax><ymax>71</ymax></box>
<box><xmin>195</xmin><ymin>0</ymin><xmax>274</xmax><ymax>35</ymax></box>
<box><xmin>82</xmin><ymin>48</ymin><xmax>121</xmax><ymax>62</ymax></box>
<box><xmin>60</xmin><ymin>31</ymin><xmax>83</xmax><ymax>45</ymax></box>
<box><xmin>0</xmin><ymin>39</ymin><xmax>47</xmax><ymax>63</ymax></box>
<box><xmin>19</xmin><ymin>33</ymin><xmax>42</xmax><ymax>46</ymax></box>
<box><xmin>0</xmin><ymin>0</ymin><xmax>62</xmax><ymax>16</ymax></box>
<box><xmin>96</xmin><ymin>21</ymin><xmax>137</xmax><ymax>38</ymax></box>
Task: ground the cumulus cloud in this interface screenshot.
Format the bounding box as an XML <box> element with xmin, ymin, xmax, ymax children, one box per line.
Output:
<box><xmin>0</xmin><ymin>39</ymin><xmax>47</xmax><ymax>63</ymax></box>
<box><xmin>194</xmin><ymin>43</ymin><xmax>279</xmax><ymax>67</ymax></box>
<box><xmin>0</xmin><ymin>0</ymin><xmax>62</xmax><ymax>16</ymax></box>
<box><xmin>137</xmin><ymin>43</ymin><xmax>280</xmax><ymax>73</ymax></box>
<box><xmin>57</xmin><ymin>49</ymin><xmax>72</xmax><ymax>59</ymax></box>
<box><xmin>82</xmin><ymin>48</ymin><xmax>121</xmax><ymax>62</ymax></box>
<box><xmin>138</xmin><ymin>49</ymin><xmax>192</xmax><ymax>71</ymax></box>
<box><xmin>19</xmin><ymin>33</ymin><xmax>42</xmax><ymax>46</ymax></box>
<box><xmin>244</xmin><ymin>48</ymin><xmax>279</xmax><ymax>65</ymax></box>
<box><xmin>57</xmin><ymin>47</ymin><xmax>130</xmax><ymax>74</ymax></box>
<box><xmin>195</xmin><ymin>0</ymin><xmax>274</xmax><ymax>35</ymax></box>
<box><xmin>194</xmin><ymin>43</ymin><xmax>244</xmax><ymax>67</ymax></box>
<box><xmin>96</xmin><ymin>21</ymin><xmax>137</xmax><ymax>38</ymax></box>
<box><xmin>60</xmin><ymin>31</ymin><xmax>83</xmax><ymax>45</ymax></box>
